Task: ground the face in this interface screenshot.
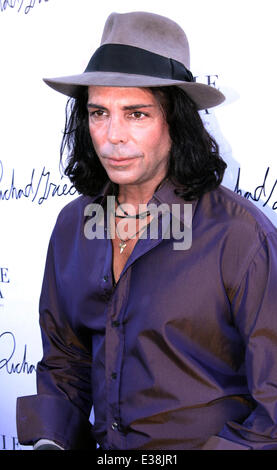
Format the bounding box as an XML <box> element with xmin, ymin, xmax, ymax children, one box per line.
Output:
<box><xmin>87</xmin><ymin>86</ymin><xmax>172</xmax><ymax>190</ymax></box>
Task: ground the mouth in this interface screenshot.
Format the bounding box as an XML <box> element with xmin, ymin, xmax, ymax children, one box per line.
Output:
<box><xmin>105</xmin><ymin>156</ymin><xmax>140</xmax><ymax>166</ymax></box>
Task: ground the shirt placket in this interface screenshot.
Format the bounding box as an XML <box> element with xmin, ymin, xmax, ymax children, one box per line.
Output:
<box><xmin>104</xmin><ymin>270</ymin><xmax>130</xmax><ymax>449</ymax></box>
<box><xmin>102</xmin><ymin>207</ymin><xmax>171</xmax><ymax>449</ymax></box>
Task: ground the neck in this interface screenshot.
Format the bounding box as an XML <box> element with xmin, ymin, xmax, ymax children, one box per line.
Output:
<box><xmin>117</xmin><ymin>178</ymin><xmax>166</xmax><ymax>209</ymax></box>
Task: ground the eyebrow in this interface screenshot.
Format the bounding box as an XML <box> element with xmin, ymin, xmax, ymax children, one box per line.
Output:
<box><xmin>86</xmin><ymin>103</ymin><xmax>155</xmax><ymax>111</ymax></box>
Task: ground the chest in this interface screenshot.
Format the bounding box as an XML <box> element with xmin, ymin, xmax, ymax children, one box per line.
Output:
<box><xmin>111</xmin><ymin>234</ymin><xmax>138</xmax><ymax>284</ymax></box>
<box><xmin>110</xmin><ymin>212</ymin><xmax>151</xmax><ymax>284</ymax></box>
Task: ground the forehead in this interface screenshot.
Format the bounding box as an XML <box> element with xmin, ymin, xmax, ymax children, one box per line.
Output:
<box><xmin>87</xmin><ymin>86</ymin><xmax>157</xmax><ymax>105</ymax></box>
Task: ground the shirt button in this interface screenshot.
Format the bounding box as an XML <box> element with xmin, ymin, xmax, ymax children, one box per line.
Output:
<box><xmin>111</xmin><ymin>422</ymin><xmax>118</xmax><ymax>431</ymax></box>
<box><xmin>111</xmin><ymin>320</ymin><xmax>120</xmax><ymax>327</ymax></box>
<box><xmin>111</xmin><ymin>372</ymin><xmax>117</xmax><ymax>379</ymax></box>
<box><xmin>103</xmin><ymin>275</ymin><xmax>109</xmax><ymax>282</ymax></box>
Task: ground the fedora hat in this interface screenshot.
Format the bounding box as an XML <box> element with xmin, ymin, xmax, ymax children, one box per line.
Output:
<box><xmin>43</xmin><ymin>11</ymin><xmax>225</xmax><ymax>110</ymax></box>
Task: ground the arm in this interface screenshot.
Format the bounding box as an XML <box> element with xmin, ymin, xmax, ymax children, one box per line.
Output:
<box><xmin>17</xmin><ymin>233</ymin><xmax>95</xmax><ymax>450</ymax></box>
<box><xmin>203</xmin><ymin>231</ymin><xmax>277</xmax><ymax>450</ymax></box>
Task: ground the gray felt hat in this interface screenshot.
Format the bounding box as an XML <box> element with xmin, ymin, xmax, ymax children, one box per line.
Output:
<box><xmin>43</xmin><ymin>11</ymin><xmax>225</xmax><ymax>110</ymax></box>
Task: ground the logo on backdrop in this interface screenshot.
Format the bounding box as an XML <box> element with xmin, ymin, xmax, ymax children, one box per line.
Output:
<box><xmin>0</xmin><ymin>0</ymin><xmax>49</xmax><ymax>15</ymax></box>
<box><xmin>234</xmin><ymin>166</ymin><xmax>277</xmax><ymax>212</ymax></box>
<box><xmin>194</xmin><ymin>76</ymin><xmax>277</xmax><ymax>212</ymax></box>
<box><xmin>195</xmin><ymin>74</ymin><xmax>220</xmax><ymax>114</ymax></box>
<box><xmin>0</xmin><ymin>330</ymin><xmax>36</xmax><ymax>375</ymax></box>
<box><xmin>0</xmin><ymin>267</ymin><xmax>9</xmax><ymax>307</ymax></box>
<box><xmin>1</xmin><ymin>434</ymin><xmax>21</xmax><ymax>450</ymax></box>
<box><xmin>0</xmin><ymin>160</ymin><xmax>77</xmax><ymax>205</ymax></box>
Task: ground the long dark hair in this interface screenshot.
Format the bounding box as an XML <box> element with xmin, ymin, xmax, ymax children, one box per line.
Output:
<box><xmin>60</xmin><ymin>86</ymin><xmax>226</xmax><ymax>200</ymax></box>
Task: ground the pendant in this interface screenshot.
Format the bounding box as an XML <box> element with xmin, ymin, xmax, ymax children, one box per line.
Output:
<box><xmin>119</xmin><ymin>241</ymin><xmax>127</xmax><ymax>254</ymax></box>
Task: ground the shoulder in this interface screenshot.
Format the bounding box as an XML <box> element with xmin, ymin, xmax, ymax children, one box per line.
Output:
<box><xmin>52</xmin><ymin>194</ymin><xmax>94</xmax><ymax>236</ymax></box>
<box><xmin>199</xmin><ymin>185</ymin><xmax>276</xmax><ymax>238</ymax></box>
<box><xmin>198</xmin><ymin>186</ymin><xmax>277</xmax><ymax>294</ymax></box>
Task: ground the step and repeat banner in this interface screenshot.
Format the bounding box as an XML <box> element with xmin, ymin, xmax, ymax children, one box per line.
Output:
<box><xmin>1</xmin><ymin>0</ymin><xmax>276</xmax><ymax>450</ymax></box>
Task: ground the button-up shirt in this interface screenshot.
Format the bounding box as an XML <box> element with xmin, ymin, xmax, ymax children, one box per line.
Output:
<box><xmin>17</xmin><ymin>180</ymin><xmax>277</xmax><ymax>450</ymax></box>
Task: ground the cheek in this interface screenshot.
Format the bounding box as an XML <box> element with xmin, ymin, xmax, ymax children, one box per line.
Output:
<box><xmin>145</xmin><ymin>122</ymin><xmax>171</xmax><ymax>157</ymax></box>
<box><xmin>89</xmin><ymin>124</ymin><xmax>104</xmax><ymax>153</ymax></box>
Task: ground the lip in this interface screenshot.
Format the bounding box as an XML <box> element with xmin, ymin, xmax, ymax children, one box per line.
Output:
<box><xmin>106</xmin><ymin>156</ymin><xmax>138</xmax><ymax>166</ymax></box>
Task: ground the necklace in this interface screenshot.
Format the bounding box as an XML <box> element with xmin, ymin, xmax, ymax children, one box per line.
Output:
<box><xmin>113</xmin><ymin>178</ymin><xmax>168</xmax><ymax>253</ymax></box>
<box><xmin>115</xmin><ymin>196</ymin><xmax>150</xmax><ymax>219</ymax></box>
<box><xmin>115</xmin><ymin>220</ymin><xmax>145</xmax><ymax>254</ymax></box>
<box><xmin>117</xmin><ymin>230</ymin><xmax>141</xmax><ymax>254</ymax></box>
<box><xmin>113</xmin><ymin>212</ymin><xmax>150</xmax><ymax>254</ymax></box>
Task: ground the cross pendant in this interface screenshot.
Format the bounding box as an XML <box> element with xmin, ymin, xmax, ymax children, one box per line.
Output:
<box><xmin>119</xmin><ymin>241</ymin><xmax>127</xmax><ymax>254</ymax></box>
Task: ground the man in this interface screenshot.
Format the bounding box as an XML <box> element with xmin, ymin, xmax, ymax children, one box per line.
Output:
<box><xmin>17</xmin><ymin>11</ymin><xmax>277</xmax><ymax>450</ymax></box>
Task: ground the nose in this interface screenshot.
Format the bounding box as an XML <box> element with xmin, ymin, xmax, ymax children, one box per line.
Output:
<box><xmin>107</xmin><ymin>114</ymin><xmax>128</xmax><ymax>144</ymax></box>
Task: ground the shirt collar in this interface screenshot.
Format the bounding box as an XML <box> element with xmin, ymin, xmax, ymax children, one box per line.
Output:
<box><xmin>89</xmin><ymin>180</ymin><xmax>114</xmax><ymax>204</ymax></box>
<box><xmin>90</xmin><ymin>178</ymin><xmax>199</xmax><ymax>225</ymax></box>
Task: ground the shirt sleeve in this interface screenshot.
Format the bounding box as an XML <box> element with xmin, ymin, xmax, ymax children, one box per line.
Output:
<box><xmin>16</xmin><ymin>233</ymin><xmax>95</xmax><ymax>450</ymax></box>
<box><xmin>203</xmin><ymin>231</ymin><xmax>277</xmax><ymax>450</ymax></box>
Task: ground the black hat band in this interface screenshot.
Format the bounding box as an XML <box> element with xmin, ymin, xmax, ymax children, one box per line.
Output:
<box><xmin>84</xmin><ymin>43</ymin><xmax>195</xmax><ymax>83</ymax></box>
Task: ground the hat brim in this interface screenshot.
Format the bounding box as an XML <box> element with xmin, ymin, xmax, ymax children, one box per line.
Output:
<box><xmin>43</xmin><ymin>72</ymin><xmax>225</xmax><ymax>110</ymax></box>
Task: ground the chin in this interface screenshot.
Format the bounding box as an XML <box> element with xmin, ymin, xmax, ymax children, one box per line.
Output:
<box><xmin>107</xmin><ymin>171</ymin><xmax>141</xmax><ymax>186</ymax></box>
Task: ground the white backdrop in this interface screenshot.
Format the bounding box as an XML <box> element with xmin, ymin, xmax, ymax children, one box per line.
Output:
<box><xmin>0</xmin><ymin>0</ymin><xmax>276</xmax><ymax>450</ymax></box>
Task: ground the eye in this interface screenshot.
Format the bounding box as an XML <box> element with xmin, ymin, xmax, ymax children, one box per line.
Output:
<box><xmin>129</xmin><ymin>111</ymin><xmax>148</xmax><ymax>120</ymax></box>
<box><xmin>89</xmin><ymin>109</ymin><xmax>107</xmax><ymax>120</ymax></box>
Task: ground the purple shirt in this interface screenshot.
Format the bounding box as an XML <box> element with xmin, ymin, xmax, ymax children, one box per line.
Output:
<box><xmin>17</xmin><ymin>180</ymin><xmax>277</xmax><ymax>450</ymax></box>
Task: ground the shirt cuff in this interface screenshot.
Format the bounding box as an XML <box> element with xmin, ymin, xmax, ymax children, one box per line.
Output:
<box><xmin>17</xmin><ymin>394</ymin><xmax>94</xmax><ymax>450</ymax></box>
